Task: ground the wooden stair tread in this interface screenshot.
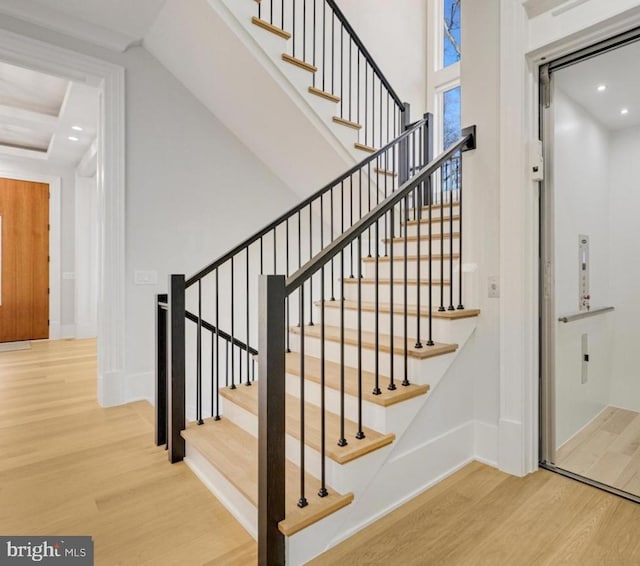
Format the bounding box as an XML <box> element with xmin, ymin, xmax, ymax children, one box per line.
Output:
<box><xmin>308</xmin><ymin>86</ymin><xmax>340</xmax><ymax>103</ymax></box>
<box><xmin>220</xmin><ymin>386</ymin><xmax>395</xmax><ymax>464</ymax></box>
<box><xmin>333</xmin><ymin>116</ymin><xmax>362</xmax><ymax>130</ymax></box>
<box><xmin>251</xmin><ymin>16</ymin><xmax>291</xmax><ymax>39</ymax></box>
<box><xmin>182</xmin><ymin>419</ymin><xmax>353</xmax><ymax>536</ymax></box>
<box><xmin>285</xmin><ymin>352</ymin><xmax>430</xmax><ymax>407</ymax></box>
<box><xmin>282</xmin><ymin>53</ymin><xmax>317</xmax><ymax>73</ymax></box>
<box><xmin>354</xmin><ymin>142</ymin><xmax>376</xmax><ymax>153</ymax></box>
<box><xmin>415</xmin><ymin>202</ymin><xmax>459</xmax><ymax>212</ymax></box>
<box><xmin>374</xmin><ymin>167</ymin><xmax>397</xmax><ymax>177</ymax></box>
<box><xmin>385</xmin><ymin>232</ymin><xmax>460</xmax><ymax>243</ymax></box>
<box><xmin>361</xmin><ymin>253</ymin><xmax>460</xmax><ymax>263</ymax></box>
<box><xmin>319</xmin><ymin>299</ymin><xmax>481</xmax><ymax>320</ymax></box>
<box><xmin>291</xmin><ymin>324</ymin><xmax>458</xmax><ymax>359</ymax></box>
<box><xmin>342</xmin><ymin>277</ymin><xmax>450</xmax><ymax>286</ymax></box>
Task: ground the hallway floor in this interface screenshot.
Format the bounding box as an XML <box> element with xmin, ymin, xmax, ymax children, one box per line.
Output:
<box><xmin>0</xmin><ymin>339</ymin><xmax>255</xmax><ymax>565</ymax></box>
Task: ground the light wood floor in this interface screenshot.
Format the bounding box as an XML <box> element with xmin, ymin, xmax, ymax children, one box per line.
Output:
<box><xmin>556</xmin><ymin>406</ymin><xmax>640</xmax><ymax>497</ymax></box>
<box><xmin>0</xmin><ymin>339</ymin><xmax>256</xmax><ymax>565</ymax></box>
<box><xmin>311</xmin><ymin>460</ymin><xmax>640</xmax><ymax>565</ymax></box>
<box><xmin>4</xmin><ymin>340</ymin><xmax>640</xmax><ymax>566</ymax></box>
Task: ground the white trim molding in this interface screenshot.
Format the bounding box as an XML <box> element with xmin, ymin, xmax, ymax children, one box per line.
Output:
<box><xmin>0</xmin><ymin>29</ymin><xmax>127</xmax><ymax>407</ymax></box>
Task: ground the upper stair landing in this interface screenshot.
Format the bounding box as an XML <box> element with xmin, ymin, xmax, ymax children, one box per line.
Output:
<box><xmin>144</xmin><ymin>0</ymin><xmax>404</xmax><ymax>200</ymax></box>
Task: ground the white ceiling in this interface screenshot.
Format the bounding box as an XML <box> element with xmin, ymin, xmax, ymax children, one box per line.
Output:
<box><xmin>0</xmin><ymin>61</ymin><xmax>98</xmax><ymax>166</ymax></box>
<box><xmin>555</xmin><ymin>40</ymin><xmax>640</xmax><ymax>132</ymax></box>
<box><xmin>0</xmin><ymin>0</ymin><xmax>167</xmax><ymax>51</ymax></box>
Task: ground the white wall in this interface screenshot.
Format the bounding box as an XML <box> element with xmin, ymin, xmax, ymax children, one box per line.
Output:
<box><xmin>608</xmin><ymin>126</ymin><xmax>640</xmax><ymax>413</ymax></box>
<box><xmin>74</xmin><ymin>174</ymin><xmax>98</xmax><ymax>338</ymax></box>
<box><xmin>0</xmin><ymin>155</ymin><xmax>76</xmax><ymax>334</ymax></box>
<box><xmin>336</xmin><ymin>0</ymin><xmax>428</xmax><ymax>117</ymax></box>
<box><xmin>0</xmin><ymin>15</ymin><xmax>300</xmax><ymax>403</ymax></box>
<box><xmin>553</xmin><ymin>89</ymin><xmax>613</xmax><ymax>446</ymax></box>
<box><xmin>460</xmin><ymin>0</ymin><xmax>502</xmax><ymax>465</ymax></box>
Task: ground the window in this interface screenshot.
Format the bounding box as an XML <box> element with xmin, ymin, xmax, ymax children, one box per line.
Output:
<box><xmin>427</xmin><ymin>0</ymin><xmax>461</xmax><ymax>152</ymax></box>
<box><xmin>443</xmin><ymin>86</ymin><xmax>461</xmax><ymax>148</ymax></box>
<box><xmin>443</xmin><ymin>0</ymin><xmax>461</xmax><ymax>68</ymax></box>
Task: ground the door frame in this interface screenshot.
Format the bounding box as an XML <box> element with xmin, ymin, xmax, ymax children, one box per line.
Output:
<box><xmin>0</xmin><ymin>29</ymin><xmax>126</xmax><ymax>406</ymax></box>
<box><xmin>536</xmin><ymin>26</ymin><xmax>640</xmax><ymax>504</ymax></box>
<box><xmin>0</xmin><ymin>171</ymin><xmax>61</xmax><ymax>339</ymax></box>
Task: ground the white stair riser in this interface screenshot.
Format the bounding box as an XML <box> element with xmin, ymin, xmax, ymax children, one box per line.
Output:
<box><xmin>389</xmin><ymin>238</ymin><xmax>459</xmax><ymax>257</ymax></box>
<box><xmin>318</xmin><ymin>307</ymin><xmax>467</xmax><ymax>342</ymax></box>
<box><xmin>403</xmin><ymin>218</ymin><xmax>460</xmax><ymax>237</ymax></box>
<box><xmin>288</xmin><ymin>332</ymin><xmax>456</xmax><ymax>380</ymax></box>
<box><xmin>285</xmin><ymin>372</ymin><xmax>388</xmax><ymax>431</ymax></box>
<box><xmin>342</xmin><ymin>280</ymin><xmax>458</xmax><ymax>306</ymax></box>
<box><xmin>362</xmin><ymin>258</ymin><xmax>455</xmax><ymax>279</ymax></box>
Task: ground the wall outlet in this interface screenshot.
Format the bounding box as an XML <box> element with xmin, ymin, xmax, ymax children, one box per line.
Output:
<box><xmin>488</xmin><ymin>276</ymin><xmax>500</xmax><ymax>298</ymax></box>
<box><xmin>134</xmin><ymin>270</ymin><xmax>158</xmax><ymax>285</ymax></box>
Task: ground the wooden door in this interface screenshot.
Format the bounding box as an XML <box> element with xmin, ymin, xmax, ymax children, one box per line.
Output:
<box><xmin>0</xmin><ymin>178</ymin><xmax>49</xmax><ymax>342</ymax></box>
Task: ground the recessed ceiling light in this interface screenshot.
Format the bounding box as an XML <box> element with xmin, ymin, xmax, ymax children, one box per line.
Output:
<box><xmin>621</xmin><ymin>108</ymin><xmax>629</xmax><ymax>115</ymax></box>
<box><xmin>597</xmin><ymin>84</ymin><xmax>606</xmax><ymax>92</ymax></box>
<box><xmin>68</xmin><ymin>136</ymin><xmax>79</xmax><ymax>141</ymax></box>
<box><xmin>71</xmin><ymin>125</ymin><xmax>83</xmax><ymax>132</ymax></box>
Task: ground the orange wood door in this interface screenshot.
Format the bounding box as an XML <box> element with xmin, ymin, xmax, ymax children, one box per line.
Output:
<box><xmin>0</xmin><ymin>178</ymin><xmax>49</xmax><ymax>342</ymax></box>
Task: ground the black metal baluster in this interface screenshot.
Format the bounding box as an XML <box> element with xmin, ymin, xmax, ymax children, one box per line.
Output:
<box><xmin>338</xmin><ymin>250</ymin><xmax>347</xmax><ymax>445</ymax></box>
<box><xmin>281</xmin><ymin>0</ymin><xmax>284</xmax><ymax>30</ymax></box>
<box><xmin>415</xmin><ymin>183</ymin><xmax>423</xmax><ymax>349</ymax></box>
<box><xmin>331</xmin><ymin>13</ymin><xmax>335</xmax><ymax>94</ymax></box>
<box><xmin>211</xmin><ymin>333</ymin><xmax>217</xmax><ymax>419</ymax></box>
<box><xmin>373</xmin><ymin>220</ymin><xmax>381</xmax><ymax>395</ymax></box>
<box><xmin>356</xmin><ymin>235</ymin><xmax>365</xmax><ymax>438</ymax></box>
<box><xmin>269</xmin><ymin>0</ymin><xmax>273</xmax><ymax>24</ymax></box>
<box><xmin>215</xmin><ymin>268</ymin><xmax>222</xmax><ymax>413</ymax></box>
<box><xmin>322</xmin><ymin>2</ymin><xmax>326</xmax><ymax>91</ymax></box>
<box><xmin>457</xmin><ymin>154</ymin><xmax>465</xmax><ymax>310</ymax></box>
<box><xmin>309</xmin><ymin>206</ymin><xmax>314</xmax><ymax>325</ymax></box>
<box><xmin>439</xmin><ymin>166</ymin><xmax>445</xmax><ymax>312</ymax></box>
<box><xmin>364</xmin><ymin>65</ymin><xmax>368</xmax><ymax>146</ymax></box>
<box><xmin>367</xmin><ymin>162</ymin><xmax>372</xmax><ymax>257</ymax></box>
<box><xmin>331</xmin><ymin>187</ymin><xmax>335</xmax><ymax>300</ymax></box>
<box><xmin>349</xmin><ymin>176</ymin><xmax>354</xmax><ymax>278</ymax></box>
<box><xmin>349</xmin><ymin>37</ymin><xmax>352</xmax><ymax>122</ymax></box>
<box><xmin>246</xmin><ymin>249</ymin><xmax>251</xmax><ymax>386</ymax></box>
<box><xmin>388</xmin><ymin>207</ymin><xmax>396</xmax><ymax>391</ymax></box>
<box><xmin>260</xmin><ymin>236</ymin><xmax>264</xmax><ymax>275</ymax></box>
<box><xmin>427</xmin><ymin>175</ymin><xmax>434</xmax><ymax>347</ymax></box>
<box><xmin>292</xmin><ymin>0</ymin><xmax>296</xmax><ymax>58</ymax></box>
<box><xmin>225</xmin><ymin>340</ymin><xmax>229</xmax><ymax>389</ymax></box>
<box><xmin>448</xmin><ymin>158</ymin><xmax>455</xmax><ymax>311</ymax></box>
<box><xmin>286</xmin><ymin>219</ymin><xmax>291</xmax><ymax>351</ymax></box>
<box><xmin>340</xmin><ymin>23</ymin><xmax>344</xmax><ymax>118</ymax></box>
<box><xmin>303</xmin><ymin>0</ymin><xmax>306</xmax><ymax>62</ymax></box>
<box><xmin>231</xmin><ymin>257</ymin><xmax>236</xmax><ymax>389</ymax></box>
<box><xmin>312</xmin><ymin>0</ymin><xmax>316</xmax><ymax>87</ymax></box>
<box><xmin>298</xmin><ymin>284</ymin><xmax>308</xmax><ymax>508</ymax></box>
<box><xmin>197</xmin><ymin>280</ymin><xmax>203</xmax><ymax>424</ymax></box>
<box><xmin>402</xmin><ymin>195</ymin><xmax>410</xmax><ymax>386</ymax></box>
<box><xmin>319</xmin><ymin>265</ymin><xmax>328</xmax><ymax>496</ymax></box>
<box><xmin>273</xmin><ymin>227</ymin><xmax>277</xmax><ymax>275</ymax></box>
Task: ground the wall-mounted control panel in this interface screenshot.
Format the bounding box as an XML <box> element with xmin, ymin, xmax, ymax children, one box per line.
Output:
<box><xmin>579</xmin><ymin>235</ymin><xmax>590</xmax><ymax>311</ymax></box>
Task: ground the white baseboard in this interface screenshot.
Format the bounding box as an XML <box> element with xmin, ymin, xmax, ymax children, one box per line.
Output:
<box><xmin>75</xmin><ymin>322</ymin><xmax>97</xmax><ymax>340</ymax></box>
<box><xmin>498</xmin><ymin>417</ymin><xmax>525</xmax><ymax>476</ymax></box>
<box><xmin>475</xmin><ymin>420</ymin><xmax>498</xmax><ymax>467</ymax></box>
<box><xmin>97</xmin><ymin>370</ymin><xmax>124</xmax><ymax>407</ymax></box>
<box><xmin>124</xmin><ymin>371</ymin><xmax>154</xmax><ymax>405</ymax></box>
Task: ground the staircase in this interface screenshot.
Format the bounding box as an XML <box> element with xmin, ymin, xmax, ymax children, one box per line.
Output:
<box><xmin>155</xmin><ymin>2</ymin><xmax>479</xmax><ymax>565</ymax></box>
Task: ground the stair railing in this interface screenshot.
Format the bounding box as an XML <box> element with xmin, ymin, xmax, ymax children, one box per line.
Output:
<box><xmin>156</xmin><ymin>115</ymin><xmax>432</xmax><ymax>459</ymax></box>
<box><xmin>255</xmin><ymin>0</ymin><xmax>406</xmax><ymax>150</ymax></box>
<box><xmin>259</xmin><ymin>125</ymin><xmax>476</xmax><ymax>560</ymax></box>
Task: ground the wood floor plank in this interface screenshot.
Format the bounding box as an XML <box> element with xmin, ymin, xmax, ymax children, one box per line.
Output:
<box><xmin>0</xmin><ymin>339</ymin><xmax>257</xmax><ymax>565</ymax></box>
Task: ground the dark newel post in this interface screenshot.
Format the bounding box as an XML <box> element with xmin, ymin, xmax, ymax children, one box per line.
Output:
<box><xmin>155</xmin><ymin>293</ymin><xmax>168</xmax><ymax>447</ymax></box>
<box><xmin>398</xmin><ymin>102</ymin><xmax>411</xmax><ymax>185</ymax></box>
<box><xmin>168</xmin><ymin>275</ymin><xmax>186</xmax><ymax>463</ymax></box>
<box><xmin>423</xmin><ymin>112</ymin><xmax>434</xmax><ymax>203</ymax></box>
<box><xmin>258</xmin><ymin>275</ymin><xmax>286</xmax><ymax>566</ymax></box>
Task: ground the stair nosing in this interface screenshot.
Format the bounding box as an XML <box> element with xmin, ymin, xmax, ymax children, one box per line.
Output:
<box><xmin>317</xmin><ymin>300</ymin><xmax>481</xmax><ymax>320</ymax></box>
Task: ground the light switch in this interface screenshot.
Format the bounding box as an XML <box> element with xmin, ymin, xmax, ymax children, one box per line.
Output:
<box><xmin>488</xmin><ymin>276</ymin><xmax>499</xmax><ymax>299</ymax></box>
<box><xmin>134</xmin><ymin>270</ymin><xmax>158</xmax><ymax>285</ymax></box>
